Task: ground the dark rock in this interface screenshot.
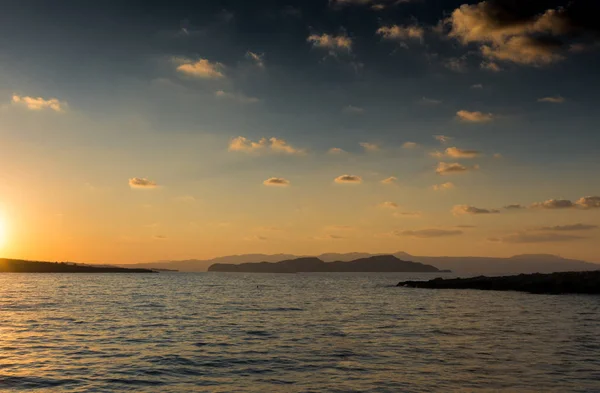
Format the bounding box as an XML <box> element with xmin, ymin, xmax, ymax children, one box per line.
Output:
<box><xmin>397</xmin><ymin>270</ymin><xmax>600</xmax><ymax>295</ymax></box>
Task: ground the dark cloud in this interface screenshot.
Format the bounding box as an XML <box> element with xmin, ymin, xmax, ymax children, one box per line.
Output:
<box><xmin>537</xmin><ymin>223</ymin><xmax>598</xmax><ymax>231</ymax></box>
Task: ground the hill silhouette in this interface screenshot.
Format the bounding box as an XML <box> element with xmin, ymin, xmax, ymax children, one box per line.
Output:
<box><xmin>0</xmin><ymin>259</ymin><xmax>155</xmax><ymax>273</ymax></box>
<box><xmin>208</xmin><ymin>255</ymin><xmax>442</xmax><ymax>273</ymax></box>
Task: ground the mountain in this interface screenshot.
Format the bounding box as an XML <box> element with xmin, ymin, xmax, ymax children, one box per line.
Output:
<box><xmin>208</xmin><ymin>255</ymin><xmax>442</xmax><ymax>273</ymax></box>
<box><xmin>0</xmin><ymin>259</ymin><xmax>155</xmax><ymax>273</ymax></box>
<box><xmin>126</xmin><ymin>252</ymin><xmax>600</xmax><ymax>274</ymax></box>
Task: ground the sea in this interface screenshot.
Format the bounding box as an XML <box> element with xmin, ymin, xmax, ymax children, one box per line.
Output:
<box><xmin>1</xmin><ymin>272</ymin><xmax>599</xmax><ymax>392</ymax></box>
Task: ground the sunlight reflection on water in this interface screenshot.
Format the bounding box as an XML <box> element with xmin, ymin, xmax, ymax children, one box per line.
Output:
<box><xmin>1</xmin><ymin>272</ymin><xmax>599</xmax><ymax>392</ymax></box>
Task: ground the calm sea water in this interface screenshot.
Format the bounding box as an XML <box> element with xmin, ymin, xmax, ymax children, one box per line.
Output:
<box><xmin>1</xmin><ymin>272</ymin><xmax>599</xmax><ymax>392</ymax></box>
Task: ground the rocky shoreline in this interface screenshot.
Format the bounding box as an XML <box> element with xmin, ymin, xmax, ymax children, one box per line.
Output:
<box><xmin>397</xmin><ymin>270</ymin><xmax>600</xmax><ymax>295</ymax></box>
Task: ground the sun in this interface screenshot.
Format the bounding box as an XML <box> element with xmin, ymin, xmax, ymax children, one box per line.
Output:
<box><xmin>0</xmin><ymin>217</ymin><xmax>6</xmax><ymax>249</ymax></box>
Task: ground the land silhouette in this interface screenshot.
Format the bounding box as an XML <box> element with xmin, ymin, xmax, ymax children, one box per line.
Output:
<box><xmin>123</xmin><ymin>252</ymin><xmax>599</xmax><ymax>275</ymax></box>
<box><xmin>398</xmin><ymin>271</ymin><xmax>600</xmax><ymax>295</ymax></box>
<box><xmin>0</xmin><ymin>259</ymin><xmax>155</xmax><ymax>273</ymax></box>
<box><xmin>208</xmin><ymin>255</ymin><xmax>445</xmax><ymax>273</ymax></box>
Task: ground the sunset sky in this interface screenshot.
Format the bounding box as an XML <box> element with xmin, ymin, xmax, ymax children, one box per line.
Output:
<box><xmin>0</xmin><ymin>0</ymin><xmax>599</xmax><ymax>264</ymax></box>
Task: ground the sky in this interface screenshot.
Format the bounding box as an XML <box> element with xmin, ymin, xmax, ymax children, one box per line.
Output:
<box><xmin>0</xmin><ymin>0</ymin><xmax>599</xmax><ymax>264</ymax></box>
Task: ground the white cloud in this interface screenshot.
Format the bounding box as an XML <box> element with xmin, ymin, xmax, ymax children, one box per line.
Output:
<box><xmin>360</xmin><ymin>142</ymin><xmax>379</xmax><ymax>152</ymax></box>
<box><xmin>129</xmin><ymin>178</ymin><xmax>158</xmax><ymax>189</ymax></box>
<box><xmin>456</xmin><ymin>110</ymin><xmax>494</xmax><ymax>123</ymax></box>
<box><xmin>436</xmin><ymin>162</ymin><xmax>479</xmax><ymax>175</ymax></box>
<box><xmin>421</xmin><ymin>97</ymin><xmax>442</xmax><ymax>105</ymax></box>
<box><xmin>12</xmin><ymin>95</ymin><xmax>67</xmax><ymax>112</ymax></box>
<box><xmin>432</xmin><ymin>182</ymin><xmax>455</xmax><ymax>191</ymax></box>
<box><xmin>452</xmin><ymin>205</ymin><xmax>500</xmax><ymax>215</ymax></box>
<box><xmin>308</xmin><ymin>33</ymin><xmax>352</xmax><ymax>52</ymax></box>
<box><xmin>175</xmin><ymin>58</ymin><xmax>225</xmax><ymax>79</ymax></box>
<box><xmin>381</xmin><ymin>176</ymin><xmax>397</xmax><ymax>185</ymax></box>
<box><xmin>263</xmin><ymin>177</ymin><xmax>290</xmax><ymax>187</ymax></box>
<box><xmin>471</xmin><ymin>84</ymin><xmax>483</xmax><ymax>89</ymax></box>
<box><xmin>334</xmin><ymin>175</ymin><xmax>362</xmax><ymax>184</ymax></box>
<box><xmin>228</xmin><ymin>137</ymin><xmax>305</xmax><ymax>155</ymax></box>
<box><xmin>538</xmin><ymin>96</ymin><xmax>565</xmax><ymax>103</ymax></box>
<box><xmin>215</xmin><ymin>90</ymin><xmax>260</xmax><ymax>104</ymax></box>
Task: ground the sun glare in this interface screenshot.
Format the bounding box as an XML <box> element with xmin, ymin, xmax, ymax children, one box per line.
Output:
<box><xmin>0</xmin><ymin>216</ymin><xmax>6</xmax><ymax>249</ymax></box>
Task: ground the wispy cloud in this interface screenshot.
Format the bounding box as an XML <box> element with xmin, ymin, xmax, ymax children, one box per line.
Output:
<box><xmin>456</xmin><ymin>110</ymin><xmax>494</xmax><ymax>123</ymax></box>
<box><xmin>576</xmin><ymin>196</ymin><xmax>600</xmax><ymax>209</ymax></box>
<box><xmin>402</xmin><ymin>142</ymin><xmax>419</xmax><ymax>149</ymax></box>
<box><xmin>434</xmin><ymin>135</ymin><xmax>453</xmax><ymax>144</ymax></box>
<box><xmin>436</xmin><ymin>162</ymin><xmax>479</xmax><ymax>175</ymax></box>
<box><xmin>538</xmin><ymin>96</ymin><xmax>565</xmax><ymax>103</ymax></box>
<box><xmin>175</xmin><ymin>58</ymin><xmax>225</xmax><ymax>79</ymax></box>
<box><xmin>530</xmin><ymin>199</ymin><xmax>575</xmax><ymax>209</ymax></box>
<box><xmin>215</xmin><ymin>90</ymin><xmax>260</xmax><ymax>104</ymax></box>
<box><xmin>377</xmin><ymin>25</ymin><xmax>425</xmax><ymax>43</ymax></box>
<box><xmin>420</xmin><ymin>97</ymin><xmax>442</xmax><ymax>105</ymax></box>
<box><xmin>504</xmin><ymin>204</ymin><xmax>525</xmax><ymax>210</ymax></box>
<box><xmin>245</xmin><ymin>51</ymin><xmax>265</xmax><ymax>68</ymax></box>
<box><xmin>308</xmin><ymin>33</ymin><xmax>352</xmax><ymax>52</ymax></box>
<box><xmin>129</xmin><ymin>178</ymin><xmax>158</xmax><ymax>189</ymax></box>
<box><xmin>263</xmin><ymin>177</ymin><xmax>290</xmax><ymax>187</ymax></box>
<box><xmin>334</xmin><ymin>175</ymin><xmax>362</xmax><ymax>184</ymax></box>
<box><xmin>381</xmin><ymin>176</ymin><xmax>397</xmax><ymax>185</ymax></box>
<box><xmin>12</xmin><ymin>95</ymin><xmax>67</xmax><ymax>112</ymax></box>
<box><xmin>489</xmin><ymin>233</ymin><xmax>586</xmax><ymax>243</ymax></box>
<box><xmin>360</xmin><ymin>142</ymin><xmax>379</xmax><ymax>152</ymax></box>
<box><xmin>398</xmin><ymin>229</ymin><xmax>463</xmax><ymax>238</ymax></box>
<box><xmin>432</xmin><ymin>182</ymin><xmax>455</xmax><ymax>191</ymax></box>
<box><xmin>328</xmin><ymin>147</ymin><xmax>347</xmax><ymax>154</ymax></box>
<box><xmin>537</xmin><ymin>224</ymin><xmax>598</xmax><ymax>232</ymax></box>
<box><xmin>432</xmin><ymin>147</ymin><xmax>481</xmax><ymax>159</ymax></box>
<box><xmin>343</xmin><ymin>105</ymin><xmax>365</xmax><ymax>114</ymax></box>
<box><xmin>471</xmin><ymin>84</ymin><xmax>483</xmax><ymax>89</ymax></box>
<box><xmin>378</xmin><ymin>201</ymin><xmax>399</xmax><ymax>209</ymax></box>
<box><xmin>452</xmin><ymin>205</ymin><xmax>500</xmax><ymax>215</ymax></box>
<box><xmin>228</xmin><ymin>137</ymin><xmax>305</xmax><ymax>155</ymax></box>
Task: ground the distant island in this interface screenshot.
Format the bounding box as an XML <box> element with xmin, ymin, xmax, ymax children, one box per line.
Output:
<box><xmin>397</xmin><ymin>271</ymin><xmax>600</xmax><ymax>295</ymax></box>
<box><xmin>123</xmin><ymin>252</ymin><xmax>599</xmax><ymax>274</ymax></box>
<box><xmin>0</xmin><ymin>259</ymin><xmax>156</xmax><ymax>273</ymax></box>
<box><xmin>208</xmin><ymin>255</ymin><xmax>446</xmax><ymax>273</ymax></box>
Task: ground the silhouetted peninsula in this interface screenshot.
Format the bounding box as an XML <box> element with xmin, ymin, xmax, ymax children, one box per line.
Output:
<box><xmin>208</xmin><ymin>255</ymin><xmax>443</xmax><ymax>273</ymax></box>
<box><xmin>397</xmin><ymin>271</ymin><xmax>600</xmax><ymax>295</ymax></box>
<box><xmin>0</xmin><ymin>259</ymin><xmax>156</xmax><ymax>273</ymax></box>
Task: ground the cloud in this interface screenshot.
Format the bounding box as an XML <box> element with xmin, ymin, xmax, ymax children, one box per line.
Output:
<box><xmin>308</xmin><ymin>33</ymin><xmax>352</xmax><ymax>52</ymax></box>
<box><xmin>537</xmin><ymin>224</ymin><xmax>598</xmax><ymax>232</ymax></box>
<box><xmin>452</xmin><ymin>205</ymin><xmax>500</xmax><ymax>215</ymax></box>
<box><xmin>153</xmin><ymin>235</ymin><xmax>167</xmax><ymax>240</ymax></box>
<box><xmin>175</xmin><ymin>58</ymin><xmax>225</xmax><ymax>79</ymax></box>
<box><xmin>471</xmin><ymin>84</ymin><xmax>484</xmax><ymax>89</ymax></box>
<box><xmin>444</xmin><ymin>1</ymin><xmax>600</xmax><ymax>66</ymax></box>
<box><xmin>436</xmin><ymin>162</ymin><xmax>479</xmax><ymax>175</ymax></box>
<box><xmin>481</xmin><ymin>61</ymin><xmax>502</xmax><ymax>71</ymax></box>
<box><xmin>504</xmin><ymin>204</ymin><xmax>525</xmax><ymax>210</ymax></box>
<box><xmin>335</xmin><ymin>175</ymin><xmax>362</xmax><ymax>184</ymax></box>
<box><xmin>456</xmin><ymin>110</ymin><xmax>494</xmax><ymax>123</ymax></box>
<box><xmin>324</xmin><ymin>225</ymin><xmax>356</xmax><ymax>231</ymax></box>
<box><xmin>360</xmin><ymin>142</ymin><xmax>379</xmax><ymax>151</ymax></box>
<box><xmin>377</xmin><ymin>25</ymin><xmax>425</xmax><ymax>42</ymax></box>
<box><xmin>173</xmin><ymin>195</ymin><xmax>197</xmax><ymax>203</ymax></box>
<box><xmin>312</xmin><ymin>234</ymin><xmax>347</xmax><ymax>240</ymax></box>
<box><xmin>228</xmin><ymin>137</ymin><xmax>305</xmax><ymax>155</ymax></box>
<box><xmin>493</xmin><ymin>153</ymin><xmax>503</xmax><ymax>159</ymax></box>
<box><xmin>215</xmin><ymin>90</ymin><xmax>260</xmax><ymax>104</ymax></box>
<box><xmin>244</xmin><ymin>235</ymin><xmax>268</xmax><ymax>241</ymax></box>
<box><xmin>434</xmin><ymin>147</ymin><xmax>482</xmax><ymax>159</ymax></box>
<box><xmin>489</xmin><ymin>233</ymin><xmax>586</xmax><ymax>244</ymax></box>
<box><xmin>434</xmin><ymin>135</ymin><xmax>453</xmax><ymax>144</ymax></box>
<box><xmin>538</xmin><ymin>96</ymin><xmax>565</xmax><ymax>103</ymax></box>
<box><xmin>12</xmin><ymin>95</ymin><xmax>67</xmax><ymax>112</ymax></box>
<box><xmin>245</xmin><ymin>51</ymin><xmax>265</xmax><ymax>68</ymax></box>
<box><xmin>129</xmin><ymin>178</ymin><xmax>158</xmax><ymax>189</ymax></box>
<box><xmin>398</xmin><ymin>229</ymin><xmax>463</xmax><ymax>238</ymax></box>
<box><xmin>576</xmin><ymin>196</ymin><xmax>600</xmax><ymax>209</ymax></box>
<box><xmin>393</xmin><ymin>211</ymin><xmax>422</xmax><ymax>218</ymax></box>
<box><xmin>343</xmin><ymin>105</ymin><xmax>364</xmax><ymax>114</ymax></box>
<box><xmin>381</xmin><ymin>176</ymin><xmax>397</xmax><ymax>185</ymax></box>
<box><xmin>378</xmin><ymin>201</ymin><xmax>399</xmax><ymax>209</ymax></box>
<box><xmin>530</xmin><ymin>199</ymin><xmax>575</xmax><ymax>209</ymax></box>
<box><xmin>328</xmin><ymin>147</ymin><xmax>347</xmax><ymax>154</ymax></box>
<box><xmin>444</xmin><ymin>57</ymin><xmax>468</xmax><ymax>72</ymax></box>
<box><xmin>263</xmin><ymin>177</ymin><xmax>290</xmax><ymax>187</ymax></box>
<box><xmin>432</xmin><ymin>182</ymin><xmax>455</xmax><ymax>191</ymax></box>
<box><xmin>402</xmin><ymin>142</ymin><xmax>419</xmax><ymax>149</ymax></box>
<box><xmin>421</xmin><ymin>97</ymin><xmax>442</xmax><ymax>105</ymax></box>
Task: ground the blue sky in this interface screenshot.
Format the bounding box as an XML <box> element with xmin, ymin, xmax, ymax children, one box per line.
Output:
<box><xmin>0</xmin><ymin>0</ymin><xmax>599</xmax><ymax>263</ymax></box>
